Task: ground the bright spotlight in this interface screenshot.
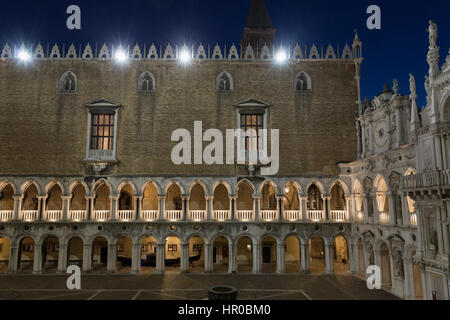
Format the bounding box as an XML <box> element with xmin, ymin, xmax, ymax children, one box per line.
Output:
<box><xmin>275</xmin><ymin>49</ymin><xmax>288</xmax><ymax>64</ymax></box>
<box><xmin>179</xmin><ymin>48</ymin><xmax>191</xmax><ymax>64</ymax></box>
<box><xmin>114</xmin><ymin>48</ymin><xmax>128</xmax><ymax>64</ymax></box>
<box><xmin>17</xmin><ymin>49</ymin><xmax>32</xmax><ymax>63</ymax></box>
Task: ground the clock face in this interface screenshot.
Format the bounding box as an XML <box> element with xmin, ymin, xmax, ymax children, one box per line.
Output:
<box><xmin>374</xmin><ymin>121</ymin><xmax>388</xmax><ymax>147</ymax></box>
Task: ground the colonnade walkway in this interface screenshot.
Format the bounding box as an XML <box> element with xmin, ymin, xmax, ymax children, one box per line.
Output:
<box><xmin>0</xmin><ymin>273</ymin><xmax>399</xmax><ymax>300</ymax></box>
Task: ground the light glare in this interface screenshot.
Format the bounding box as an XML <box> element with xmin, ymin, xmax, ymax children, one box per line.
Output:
<box><xmin>114</xmin><ymin>48</ymin><xmax>128</xmax><ymax>63</ymax></box>
<box><xmin>275</xmin><ymin>49</ymin><xmax>288</xmax><ymax>64</ymax></box>
<box><xmin>17</xmin><ymin>49</ymin><xmax>32</xmax><ymax>62</ymax></box>
<box><xmin>179</xmin><ymin>48</ymin><xmax>191</xmax><ymax>64</ymax></box>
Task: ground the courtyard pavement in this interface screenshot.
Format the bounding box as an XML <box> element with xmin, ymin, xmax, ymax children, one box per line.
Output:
<box><xmin>0</xmin><ymin>273</ymin><xmax>399</xmax><ymax>300</ymax></box>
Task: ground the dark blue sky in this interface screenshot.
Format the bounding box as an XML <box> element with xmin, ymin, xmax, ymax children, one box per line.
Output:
<box><xmin>1</xmin><ymin>0</ymin><xmax>449</xmax><ymax>107</ymax></box>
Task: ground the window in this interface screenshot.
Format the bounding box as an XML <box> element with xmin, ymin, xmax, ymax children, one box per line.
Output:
<box><xmin>59</xmin><ymin>71</ymin><xmax>77</xmax><ymax>92</ymax></box>
<box><xmin>85</xmin><ymin>99</ymin><xmax>121</xmax><ymax>162</ymax></box>
<box><xmin>90</xmin><ymin>114</ymin><xmax>114</xmax><ymax>151</ymax></box>
<box><xmin>168</xmin><ymin>244</ymin><xmax>177</xmax><ymax>252</ymax></box>
<box><xmin>294</xmin><ymin>71</ymin><xmax>312</xmax><ymax>92</ymax></box>
<box><xmin>216</xmin><ymin>72</ymin><xmax>233</xmax><ymax>91</ymax></box>
<box><xmin>240</xmin><ymin>114</ymin><xmax>264</xmax><ymax>151</ymax></box>
<box><xmin>138</xmin><ymin>72</ymin><xmax>155</xmax><ymax>92</ymax></box>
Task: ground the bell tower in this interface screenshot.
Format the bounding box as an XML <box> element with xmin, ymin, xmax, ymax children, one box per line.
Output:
<box><xmin>241</xmin><ymin>0</ymin><xmax>277</xmax><ymax>51</ymax></box>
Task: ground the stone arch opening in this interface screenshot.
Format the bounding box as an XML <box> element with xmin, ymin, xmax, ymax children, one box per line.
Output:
<box><xmin>307</xmin><ymin>184</ymin><xmax>323</xmax><ymax>221</ymax></box>
<box><xmin>140</xmin><ymin>235</ymin><xmax>157</xmax><ymax>274</ymax></box>
<box><xmin>189</xmin><ymin>184</ymin><xmax>206</xmax><ymax>221</ymax></box>
<box><xmin>18</xmin><ymin>236</ymin><xmax>35</xmax><ymax>273</ymax></box>
<box><xmin>142</xmin><ymin>183</ymin><xmax>159</xmax><ymax>221</ymax></box>
<box><xmin>188</xmin><ymin>235</ymin><xmax>205</xmax><ymax>273</ymax></box>
<box><xmin>283</xmin><ymin>183</ymin><xmax>300</xmax><ymax>211</ymax></box>
<box><xmin>379</xmin><ymin>242</ymin><xmax>392</xmax><ymax>289</ymax></box>
<box><xmin>376</xmin><ymin>177</ymin><xmax>389</xmax><ymax>223</ymax></box>
<box><xmin>165</xmin><ymin>236</ymin><xmax>181</xmax><ymax>274</ymax></box>
<box><xmin>309</xmin><ymin>235</ymin><xmax>325</xmax><ymax>274</ymax></box>
<box><xmin>118</xmin><ymin>184</ymin><xmax>135</xmax><ymax>221</ymax></box>
<box><xmin>92</xmin><ymin>236</ymin><xmax>108</xmax><ymax>273</ymax></box>
<box><xmin>42</xmin><ymin>236</ymin><xmax>59</xmax><ymax>273</ymax></box>
<box><xmin>45</xmin><ymin>185</ymin><xmax>62</xmax><ymax>221</ymax></box>
<box><xmin>0</xmin><ymin>184</ymin><xmax>14</xmax><ymax>222</ymax></box>
<box><xmin>236</xmin><ymin>236</ymin><xmax>253</xmax><ymax>273</ymax></box>
<box><xmin>165</xmin><ymin>183</ymin><xmax>183</xmax><ymax>221</ymax></box>
<box><xmin>67</xmin><ymin>236</ymin><xmax>83</xmax><ymax>268</ymax></box>
<box><xmin>330</xmin><ymin>183</ymin><xmax>346</xmax><ymax>221</ymax></box>
<box><xmin>260</xmin><ymin>236</ymin><xmax>277</xmax><ymax>273</ymax></box>
<box><xmin>285</xmin><ymin>236</ymin><xmax>300</xmax><ymax>273</ymax></box>
<box><xmin>0</xmin><ymin>236</ymin><xmax>10</xmax><ymax>273</ymax></box>
<box><xmin>354</xmin><ymin>181</ymin><xmax>364</xmax><ymax>221</ymax></box>
<box><xmin>93</xmin><ymin>183</ymin><xmax>111</xmax><ymax>221</ymax></box>
<box><xmin>22</xmin><ymin>184</ymin><xmax>39</xmax><ymax>221</ymax></box>
<box><xmin>70</xmin><ymin>184</ymin><xmax>87</xmax><ymax>221</ymax></box>
<box><xmin>212</xmin><ymin>236</ymin><xmax>229</xmax><ymax>273</ymax></box>
<box><xmin>213</xmin><ymin>184</ymin><xmax>230</xmax><ymax>221</ymax></box>
<box><xmin>116</xmin><ymin>236</ymin><xmax>132</xmax><ymax>273</ymax></box>
<box><xmin>260</xmin><ymin>183</ymin><xmax>277</xmax><ymax>221</ymax></box>
<box><xmin>333</xmin><ymin>236</ymin><xmax>349</xmax><ymax>274</ymax></box>
<box><xmin>236</xmin><ymin>181</ymin><xmax>254</xmax><ymax>221</ymax></box>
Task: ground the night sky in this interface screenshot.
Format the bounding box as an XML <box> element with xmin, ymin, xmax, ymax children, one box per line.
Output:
<box><xmin>1</xmin><ymin>0</ymin><xmax>449</xmax><ymax>108</ymax></box>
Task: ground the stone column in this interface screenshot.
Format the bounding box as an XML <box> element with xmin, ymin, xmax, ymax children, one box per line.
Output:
<box><xmin>403</xmin><ymin>257</ymin><xmax>414</xmax><ymax>300</ymax></box>
<box><xmin>441</xmin><ymin>205</ymin><xmax>449</xmax><ymax>255</ymax></box>
<box><xmin>206</xmin><ymin>196</ymin><xmax>213</xmax><ymax>221</ymax></box>
<box><xmin>435</xmin><ymin>206</ymin><xmax>445</xmax><ymax>255</ymax></box>
<box><xmin>276</xmin><ymin>242</ymin><xmax>285</xmax><ymax>274</ymax></box>
<box><xmin>13</xmin><ymin>195</ymin><xmax>21</xmax><ymax>221</ymax></box>
<box><xmin>300</xmin><ymin>242</ymin><xmax>309</xmax><ymax>274</ymax></box>
<box><xmin>229</xmin><ymin>243</ymin><xmax>236</xmax><ymax>273</ymax></box>
<box><xmin>300</xmin><ymin>196</ymin><xmax>308</xmax><ymax>222</ymax></box>
<box><xmin>107</xmin><ymin>243</ymin><xmax>117</xmax><ymax>273</ymax></box>
<box><xmin>8</xmin><ymin>244</ymin><xmax>18</xmax><ymax>274</ymax></box>
<box><xmin>180</xmin><ymin>243</ymin><xmax>189</xmax><ymax>273</ymax></box>
<box><xmin>182</xmin><ymin>196</ymin><xmax>188</xmax><ymax>221</ymax></box>
<box><xmin>361</xmin><ymin>119</ymin><xmax>366</xmax><ymax>157</ymax></box>
<box><xmin>253</xmin><ymin>244</ymin><xmax>261</xmax><ymax>273</ymax></box>
<box><xmin>324</xmin><ymin>196</ymin><xmax>331</xmax><ymax>221</ymax></box>
<box><xmin>348</xmin><ymin>243</ymin><xmax>357</xmax><ymax>275</ymax></box>
<box><xmin>395</xmin><ymin>107</ymin><xmax>403</xmax><ymax>146</ymax></box>
<box><xmin>82</xmin><ymin>244</ymin><xmax>92</xmax><ymax>272</ymax></box>
<box><xmin>58</xmin><ymin>244</ymin><xmax>68</xmax><ymax>273</ymax></box>
<box><xmin>158</xmin><ymin>196</ymin><xmax>165</xmax><ymax>220</ymax></box>
<box><xmin>368</xmin><ymin>120</ymin><xmax>374</xmax><ymax>155</ymax></box>
<box><xmin>204</xmin><ymin>243</ymin><xmax>213</xmax><ymax>273</ymax></box>
<box><xmin>131</xmin><ymin>243</ymin><xmax>141</xmax><ymax>274</ymax></box>
<box><xmin>37</xmin><ymin>196</ymin><xmax>44</xmax><ymax>221</ymax></box>
<box><xmin>33</xmin><ymin>244</ymin><xmax>43</xmax><ymax>274</ymax></box>
<box><xmin>135</xmin><ymin>196</ymin><xmax>142</xmax><ymax>221</ymax></box>
<box><xmin>88</xmin><ymin>196</ymin><xmax>95</xmax><ymax>221</ymax></box>
<box><xmin>387</xmin><ymin>192</ymin><xmax>396</xmax><ymax>226</ymax></box>
<box><xmin>156</xmin><ymin>243</ymin><xmax>165</xmax><ymax>274</ymax></box>
<box><xmin>231</xmin><ymin>197</ymin><xmax>236</xmax><ymax>221</ymax></box>
<box><xmin>362</xmin><ymin>194</ymin><xmax>369</xmax><ymax>223</ymax></box>
<box><xmin>62</xmin><ymin>196</ymin><xmax>71</xmax><ymax>221</ymax></box>
<box><xmin>253</xmin><ymin>197</ymin><xmax>260</xmax><ymax>221</ymax></box>
<box><xmin>110</xmin><ymin>196</ymin><xmax>118</xmax><ymax>221</ymax></box>
<box><xmin>324</xmin><ymin>242</ymin><xmax>334</xmax><ymax>274</ymax></box>
<box><xmin>277</xmin><ymin>196</ymin><xmax>284</xmax><ymax>221</ymax></box>
<box><xmin>372</xmin><ymin>193</ymin><xmax>379</xmax><ymax>224</ymax></box>
<box><xmin>400</xmin><ymin>193</ymin><xmax>409</xmax><ymax>226</ymax></box>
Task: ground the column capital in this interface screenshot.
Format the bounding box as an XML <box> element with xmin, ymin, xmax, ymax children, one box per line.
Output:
<box><xmin>13</xmin><ymin>195</ymin><xmax>23</xmax><ymax>200</ymax></box>
<box><xmin>61</xmin><ymin>195</ymin><xmax>73</xmax><ymax>201</ymax></box>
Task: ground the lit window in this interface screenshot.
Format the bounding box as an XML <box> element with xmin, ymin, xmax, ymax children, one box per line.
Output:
<box><xmin>90</xmin><ymin>114</ymin><xmax>114</xmax><ymax>151</ymax></box>
<box><xmin>240</xmin><ymin>114</ymin><xmax>264</xmax><ymax>151</ymax></box>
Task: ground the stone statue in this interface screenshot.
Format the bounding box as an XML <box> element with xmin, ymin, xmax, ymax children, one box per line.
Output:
<box><xmin>409</xmin><ymin>73</ymin><xmax>416</xmax><ymax>97</ymax></box>
<box><xmin>428</xmin><ymin>20</ymin><xmax>438</xmax><ymax>48</ymax></box>
<box><xmin>393</xmin><ymin>79</ymin><xmax>399</xmax><ymax>96</ymax></box>
<box><xmin>425</xmin><ymin>76</ymin><xmax>431</xmax><ymax>105</ymax></box>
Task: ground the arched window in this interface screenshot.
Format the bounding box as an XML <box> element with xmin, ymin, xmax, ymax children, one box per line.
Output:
<box><xmin>138</xmin><ymin>72</ymin><xmax>155</xmax><ymax>92</ymax></box>
<box><xmin>216</xmin><ymin>72</ymin><xmax>233</xmax><ymax>92</ymax></box>
<box><xmin>294</xmin><ymin>72</ymin><xmax>312</xmax><ymax>92</ymax></box>
<box><xmin>59</xmin><ymin>71</ymin><xmax>77</xmax><ymax>92</ymax></box>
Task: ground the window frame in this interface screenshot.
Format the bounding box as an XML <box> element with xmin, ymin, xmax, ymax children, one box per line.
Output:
<box><xmin>58</xmin><ymin>71</ymin><xmax>78</xmax><ymax>94</ymax></box>
<box><xmin>84</xmin><ymin>99</ymin><xmax>121</xmax><ymax>162</ymax></box>
<box><xmin>138</xmin><ymin>71</ymin><xmax>156</xmax><ymax>93</ymax></box>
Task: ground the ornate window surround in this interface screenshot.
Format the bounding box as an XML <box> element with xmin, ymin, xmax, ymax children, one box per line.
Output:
<box><xmin>58</xmin><ymin>71</ymin><xmax>78</xmax><ymax>94</ymax></box>
<box><xmin>216</xmin><ymin>71</ymin><xmax>234</xmax><ymax>92</ymax></box>
<box><xmin>294</xmin><ymin>71</ymin><xmax>312</xmax><ymax>93</ymax></box>
<box><xmin>84</xmin><ymin>98</ymin><xmax>121</xmax><ymax>163</ymax></box>
<box><xmin>138</xmin><ymin>71</ymin><xmax>156</xmax><ymax>92</ymax></box>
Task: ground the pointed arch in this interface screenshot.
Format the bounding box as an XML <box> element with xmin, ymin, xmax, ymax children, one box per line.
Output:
<box><xmin>141</xmin><ymin>180</ymin><xmax>162</xmax><ymax>196</ymax></box>
<box><xmin>138</xmin><ymin>71</ymin><xmax>155</xmax><ymax>92</ymax></box>
<box><xmin>236</xmin><ymin>179</ymin><xmax>256</xmax><ymax>195</ymax></box>
<box><xmin>216</xmin><ymin>71</ymin><xmax>233</xmax><ymax>91</ymax></box>
<box><xmin>68</xmin><ymin>180</ymin><xmax>89</xmax><ymax>195</ymax></box>
<box><xmin>117</xmin><ymin>180</ymin><xmax>138</xmax><ymax>196</ymax></box>
<box><xmin>212</xmin><ymin>180</ymin><xmax>232</xmax><ymax>195</ymax></box>
<box><xmin>0</xmin><ymin>180</ymin><xmax>18</xmax><ymax>194</ymax></box>
<box><xmin>305</xmin><ymin>180</ymin><xmax>325</xmax><ymax>195</ymax></box>
<box><xmin>188</xmin><ymin>179</ymin><xmax>210</xmax><ymax>197</ymax></box>
<box><xmin>59</xmin><ymin>71</ymin><xmax>77</xmax><ymax>92</ymax></box>
<box><xmin>20</xmin><ymin>180</ymin><xmax>42</xmax><ymax>195</ymax></box>
<box><xmin>164</xmin><ymin>180</ymin><xmax>185</xmax><ymax>195</ymax></box>
<box><xmin>329</xmin><ymin>179</ymin><xmax>350</xmax><ymax>195</ymax></box>
<box><xmin>294</xmin><ymin>71</ymin><xmax>312</xmax><ymax>92</ymax></box>
<box><xmin>44</xmin><ymin>180</ymin><xmax>66</xmax><ymax>196</ymax></box>
<box><xmin>92</xmin><ymin>179</ymin><xmax>114</xmax><ymax>196</ymax></box>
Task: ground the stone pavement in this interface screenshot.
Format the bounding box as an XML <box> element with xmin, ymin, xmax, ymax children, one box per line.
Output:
<box><xmin>0</xmin><ymin>273</ymin><xmax>399</xmax><ymax>300</ymax></box>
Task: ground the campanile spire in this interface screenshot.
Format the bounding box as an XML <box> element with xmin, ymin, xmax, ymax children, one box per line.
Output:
<box><xmin>241</xmin><ymin>0</ymin><xmax>277</xmax><ymax>50</ymax></box>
